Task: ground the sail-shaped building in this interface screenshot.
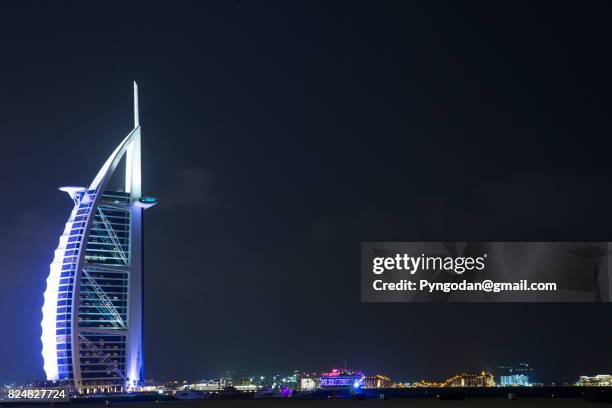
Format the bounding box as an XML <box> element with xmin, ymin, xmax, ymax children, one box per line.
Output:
<box><xmin>41</xmin><ymin>83</ymin><xmax>157</xmax><ymax>393</ymax></box>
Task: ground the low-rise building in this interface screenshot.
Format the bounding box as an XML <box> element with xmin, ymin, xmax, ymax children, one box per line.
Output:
<box><xmin>299</xmin><ymin>377</ymin><xmax>319</xmax><ymax>391</ymax></box>
<box><xmin>319</xmin><ymin>369</ymin><xmax>364</xmax><ymax>389</ymax></box>
<box><xmin>579</xmin><ymin>375</ymin><xmax>612</xmax><ymax>386</ymax></box>
<box><xmin>362</xmin><ymin>375</ymin><xmax>393</xmax><ymax>388</ymax></box>
<box><xmin>500</xmin><ymin>374</ymin><xmax>531</xmax><ymax>386</ymax></box>
<box><xmin>445</xmin><ymin>371</ymin><xmax>495</xmax><ymax>387</ymax></box>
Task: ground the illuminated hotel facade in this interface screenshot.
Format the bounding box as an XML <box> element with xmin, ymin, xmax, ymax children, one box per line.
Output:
<box><xmin>319</xmin><ymin>369</ymin><xmax>364</xmax><ymax>389</ymax></box>
<box><xmin>41</xmin><ymin>83</ymin><xmax>157</xmax><ymax>392</ymax></box>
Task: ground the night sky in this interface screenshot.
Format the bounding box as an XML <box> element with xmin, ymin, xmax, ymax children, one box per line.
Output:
<box><xmin>1</xmin><ymin>0</ymin><xmax>612</xmax><ymax>385</ymax></box>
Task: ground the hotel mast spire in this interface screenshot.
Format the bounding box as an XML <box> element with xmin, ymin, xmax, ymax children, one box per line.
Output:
<box><xmin>125</xmin><ymin>81</ymin><xmax>141</xmax><ymax>194</ymax></box>
<box><xmin>133</xmin><ymin>81</ymin><xmax>139</xmax><ymax>128</ymax></box>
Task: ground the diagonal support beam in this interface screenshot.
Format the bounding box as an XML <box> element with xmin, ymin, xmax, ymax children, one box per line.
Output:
<box><xmin>82</xmin><ymin>269</ymin><xmax>125</xmax><ymax>329</ymax></box>
<box><xmin>95</xmin><ymin>207</ymin><xmax>129</xmax><ymax>264</ymax></box>
<box><xmin>78</xmin><ymin>334</ymin><xmax>126</xmax><ymax>379</ymax></box>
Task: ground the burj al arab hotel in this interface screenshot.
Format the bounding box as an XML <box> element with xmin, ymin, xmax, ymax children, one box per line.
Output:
<box><xmin>41</xmin><ymin>83</ymin><xmax>157</xmax><ymax>393</ymax></box>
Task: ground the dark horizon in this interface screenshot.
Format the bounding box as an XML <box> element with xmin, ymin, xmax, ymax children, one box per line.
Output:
<box><xmin>1</xmin><ymin>0</ymin><xmax>612</xmax><ymax>385</ymax></box>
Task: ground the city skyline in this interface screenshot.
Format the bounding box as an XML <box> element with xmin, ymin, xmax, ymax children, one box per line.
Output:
<box><xmin>13</xmin><ymin>363</ymin><xmax>611</xmax><ymax>390</ymax></box>
<box><xmin>0</xmin><ymin>1</ymin><xmax>612</xmax><ymax>386</ymax></box>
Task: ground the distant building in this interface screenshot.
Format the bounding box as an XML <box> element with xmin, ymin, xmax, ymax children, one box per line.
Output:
<box><xmin>500</xmin><ymin>374</ymin><xmax>531</xmax><ymax>386</ymax></box>
<box><xmin>497</xmin><ymin>363</ymin><xmax>534</xmax><ymax>385</ymax></box>
<box><xmin>234</xmin><ymin>384</ymin><xmax>259</xmax><ymax>391</ymax></box>
<box><xmin>579</xmin><ymin>375</ymin><xmax>612</xmax><ymax>386</ymax></box>
<box><xmin>184</xmin><ymin>381</ymin><xmax>223</xmax><ymax>391</ymax></box>
<box><xmin>254</xmin><ymin>373</ymin><xmax>298</xmax><ymax>389</ymax></box>
<box><xmin>362</xmin><ymin>375</ymin><xmax>393</xmax><ymax>388</ymax></box>
<box><xmin>281</xmin><ymin>371</ymin><xmax>299</xmax><ymax>389</ymax></box>
<box><xmin>445</xmin><ymin>372</ymin><xmax>495</xmax><ymax>387</ymax></box>
<box><xmin>231</xmin><ymin>375</ymin><xmax>255</xmax><ymax>387</ymax></box>
<box><xmin>413</xmin><ymin>380</ymin><xmax>445</xmax><ymax>387</ymax></box>
<box><xmin>300</xmin><ymin>377</ymin><xmax>319</xmax><ymax>391</ymax></box>
<box><xmin>319</xmin><ymin>369</ymin><xmax>364</xmax><ymax>389</ymax></box>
